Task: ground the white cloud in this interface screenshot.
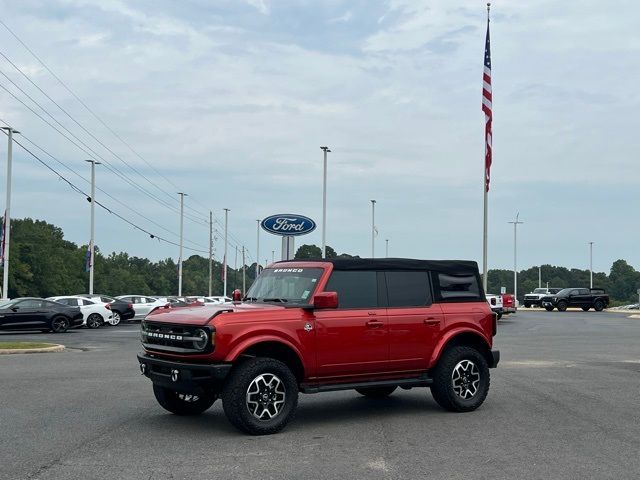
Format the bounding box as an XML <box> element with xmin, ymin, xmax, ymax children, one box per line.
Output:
<box><xmin>245</xmin><ymin>0</ymin><xmax>270</xmax><ymax>15</ymax></box>
<box><xmin>328</xmin><ymin>10</ymin><xmax>353</xmax><ymax>24</ymax></box>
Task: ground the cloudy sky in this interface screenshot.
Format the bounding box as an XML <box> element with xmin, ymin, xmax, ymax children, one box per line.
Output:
<box><xmin>0</xmin><ymin>0</ymin><xmax>638</xmax><ymax>276</ymax></box>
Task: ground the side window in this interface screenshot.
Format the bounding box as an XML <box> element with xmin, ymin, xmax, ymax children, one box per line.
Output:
<box><xmin>386</xmin><ymin>271</ymin><xmax>432</xmax><ymax>307</ymax></box>
<box><xmin>81</xmin><ymin>299</ymin><xmax>95</xmax><ymax>306</ymax></box>
<box><xmin>119</xmin><ymin>297</ymin><xmax>132</xmax><ymax>303</ymax></box>
<box><xmin>18</xmin><ymin>299</ymin><xmax>43</xmax><ymax>308</ymax></box>
<box><xmin>578</xmin><ymin>289</ymin><xmax>590</xmax><ymax>295</ymax></box>
<box><xmin>55</xmin><ymin>299</ymin><xmax>70</xmax><ymax>306</ymax></box>
<box><xmin>434</xmin><ymin>273</ymin><xmax>481</xmax><ymax>302</ymax></box>
<box><xmin>571</xmin><ymin>290</ymin><xmax>580</xmax><ymax>296</ymax></box>
<box><xmin>324</xmin><ymin>271</ymin><xmax>378</xmax><ymax>309</ymax></box>
<box><xmin>101</xmin><ymin>296</ymin><xmax>114</xmax><ymax>303</ymax></box>
<box><xmin>146</xmin><ymin>297</ymin><xmax>157</xmax><ymax>303</ymax></box>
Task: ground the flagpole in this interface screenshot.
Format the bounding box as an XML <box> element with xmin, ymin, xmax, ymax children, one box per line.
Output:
<box><xmin>482</xmin><ymin>2</ymin><xmax>491</xmax><ymax>292</ymax></box>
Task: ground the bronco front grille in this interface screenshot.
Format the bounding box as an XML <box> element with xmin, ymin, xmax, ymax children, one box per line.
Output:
<box><xmin>141</xmin><ymin>321</ymin><xmax>213</xmax><ymax>354</ymax></box>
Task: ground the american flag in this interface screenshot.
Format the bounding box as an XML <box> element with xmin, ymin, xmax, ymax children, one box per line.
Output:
<box><xmin>482</xmin><ymin>13</ymin><xmax>492</xmax><ymax>192</ymax></box>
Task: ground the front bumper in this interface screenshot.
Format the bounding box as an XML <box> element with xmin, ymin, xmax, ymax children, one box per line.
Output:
<box><xmin>137</xmin><ymin>352</ymin><xmax>232</xmax><ymax>395</ymax></box>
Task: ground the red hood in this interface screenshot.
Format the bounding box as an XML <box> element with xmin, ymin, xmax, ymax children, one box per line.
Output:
<box><xmin>144</xmin><ymin>302</ymin><xmax>286</xmax><ymax>326</ymax></box>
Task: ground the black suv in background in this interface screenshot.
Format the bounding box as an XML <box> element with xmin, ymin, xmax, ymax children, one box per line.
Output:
<box><xmin>541</xmin><ymin>288</ymin><xmax>610</xmax><ymax>312</ymax></box>
<box><xmin>77</xmin><ymin>294</ymin><xmax>135</xmax><ymax>325</ymax></box>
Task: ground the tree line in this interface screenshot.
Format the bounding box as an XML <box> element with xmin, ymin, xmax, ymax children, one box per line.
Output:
<box><xmin>2</xmin><ymin>218</ymin><xmax>639</xmax><ymax>305</ymax></box>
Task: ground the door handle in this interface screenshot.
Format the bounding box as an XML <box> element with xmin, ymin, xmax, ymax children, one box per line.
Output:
<box><xmin>367</xmin><ymin>311</ymin><xmax>377</xmax><ymax>316</ymax></box>
<box><xmin>366</xmin><ymin>320</ymin><xmax>384</xmax><ymax>328</ymax></box>
<box><xmin>423</xmin><ymin>317</ymin><xmax>440</xmax><ymax>326</ymax></box>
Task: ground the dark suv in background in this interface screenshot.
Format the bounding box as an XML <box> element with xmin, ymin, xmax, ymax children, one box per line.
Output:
<box><xmin>541</xmin><ymin>288</ymin><xmax>610</xmax><ymax>312</ymax></box>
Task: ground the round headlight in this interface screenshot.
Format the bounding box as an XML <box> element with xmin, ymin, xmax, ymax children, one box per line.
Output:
<box><xmin>192</xmin><ymin>329</ymin><xmax>208</xmax><ymax>350</ymax></box>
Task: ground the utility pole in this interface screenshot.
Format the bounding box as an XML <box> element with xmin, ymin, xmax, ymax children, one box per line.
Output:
<box><xmin>589</xmin><ymin>242</ymin><xmax>594</xmax><ymax>288</ymax></box>
<box><xmin>234</xmin><ymin>245</ymin><xmax>238</xmax><ymax>290</ymax></box>
<box><xmin>256</xmin><ymin>219</ymin><xmax>261</xmax><ymax>279</ymax></box>
<box><xmin>242</xmin><ymin>246</ymin><xmax>246</xmax><ymax>293</ymax></box>
<box><xmin>177</xmin><ymin>193</ymin><xmax>187</xmax><ymax>296</ymax></box>
<box><xmin>385</xmin><ymin>239</ymin><xmax>389</xmax><ymax>258</ymax></box>
<box><xmin>223</xmin><ymin>208</ymin><xmax>229</xmax><ymax>297</ymax></box>
<box><xmin>1</xmin><ymin>127</ymin><xmax>19</xmax><ymax>299</ymax></box>
<box><xmin>208</xmin><ymin>211</ymin><xmax>213</xmax><ymax>297</ymax></box>
<box><xmin>85</xmin><ymin>160</ymin><xmax>101</xmax><ymax>294</ymax></box>
<box><xmin>538</xmin><ymin>266</ymin><xmax>542</xmax><ymax>289</ymax></box>
<box><xmin>508</xmin><ymin>213</ymin><xmax>524</xmax><ymax>305</ymax></box>
<box><xmin>271</xmin><ymin>250</ymin><xmax>275</xmax><ymax>263</ymax></box>
<box><xmin>370</xmin><ymin>200</ymin><xmax>376</xmax><ymax>258</ymax></box>
<box><xmin>320</xmin><ymin>146</ymin><xmax>331</xmax><ymax>258</ymax></box>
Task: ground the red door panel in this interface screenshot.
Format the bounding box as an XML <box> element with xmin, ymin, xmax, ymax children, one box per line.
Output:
<box><xmin>387</xmin><ymin>304</ymin><xmax>444</xmax><ymax>372</ymax></box>
<box><xmin>314</xmin><ymin>308</ymin><xmax>388</xmax><ymax>380</ymax></box>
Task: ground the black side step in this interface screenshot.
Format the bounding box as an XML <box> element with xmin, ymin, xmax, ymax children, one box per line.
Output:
<box><xmin>300</xmin><ymin>375</ymin><xmax>433</xmax><ymax>394</ymax></box>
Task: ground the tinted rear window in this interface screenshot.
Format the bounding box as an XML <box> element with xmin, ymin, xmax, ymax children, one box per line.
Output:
<box><xmin>325</xmin><ymin>270</ymin><xmax>378</xmax><ymax>309</ymax></box>
<box><xmin>435</xmin><ymin>273</ymin><xmax>482</xmax><ymax>302</ymax></box>
<box><xmin>385</xmin><ymin>271</ymin><xmax>432</xmax><ymax>307</ymax></box>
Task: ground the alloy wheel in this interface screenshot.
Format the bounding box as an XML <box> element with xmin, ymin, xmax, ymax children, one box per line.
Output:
<box><xmin>246</xmin><ymin>373</ymin><xmax>286</xmax><ymax>421</ymax></box>
<box><xmin>451</xmin><ymin>360</ymin><xmax>480</xmax><ymax>400</ymax></box>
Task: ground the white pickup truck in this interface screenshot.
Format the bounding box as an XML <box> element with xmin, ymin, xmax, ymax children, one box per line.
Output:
<box><xmin>486</xmin><ymin>294</ymin><xmax>504</xmax><ymax>320</ymax></box>
<box><xmin>523</xmin><ymin>288</ymin><xmax>562</xmax><ymax>308</ymax></box>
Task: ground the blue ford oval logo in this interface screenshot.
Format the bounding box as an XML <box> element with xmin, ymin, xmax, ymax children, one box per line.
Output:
<box><xmin>261</xmin><ymin>214</ymin><xmax>316</xmax><ymax>236</ymax></box>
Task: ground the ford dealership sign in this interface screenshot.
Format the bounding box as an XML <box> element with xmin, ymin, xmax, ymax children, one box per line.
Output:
<box><xmin>261</xmin><ymin>214</ymin><xmax>316</xmax><ymax>236</ymax></box>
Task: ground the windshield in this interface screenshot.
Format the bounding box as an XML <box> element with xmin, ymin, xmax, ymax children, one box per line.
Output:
<box><xmin>533</xmin><ymin>288</ymin><xmax>547</xmax><ymax>294</ymax></box>
<box><xmin>246</xmin><ymin>268</ymin><xmax>324</xmax><ymax>304</ymax></box>
<box><xmin>556</xmin><ymin>288</ymin><xmax>572</xmax><ymax>296</ymax></box>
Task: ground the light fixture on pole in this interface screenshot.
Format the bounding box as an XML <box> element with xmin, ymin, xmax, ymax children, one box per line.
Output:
<box><xmin>208</xmin><ymin>211</ymin><xmax>213</xmax><ymax>297</ymax></box>
<box><xmin>320</xmin><ymin>146</ymin><xmax>331</xmax><ymax>258</ymax></box>
<box><xmin>589</xmin><ymin>242</ymin><xmax>594</xmax><ymax>288</ymax></box>
<box><xmin>256</xmin><ymin>219</ymin><xmax>261</xmax><ymax>279</ymax></box>
<box><xmin>223</xmin><ymin>208</ymin><xmax>230</xmax><ymax>297</ymax></box>
<box><xmin>385</xmin><ymin>239</ymin><xmax>389</xmax><ymax>258</ymax></box>
<box><xmin>508</xmin><ymin>212</ymin><xmax>524</xmax><ymax>305</ymax></box>
<box><xmin>177</xmin><ymin>193</ymin><xmax>187</xmax><ymax>296</ymax></box>
<box><xmin>371</xmin><ymin>199</ymin><xmax>376</xmax><ymax>258</ymax></box>
<box><xmin>85</xmin><ymin>159</ymin><xmax>101</xmax><ymax>295</ymax></box>
<box><xmin>1</xmin><ymin>127</ymin><xmax>19</xmax><ymax>300</ymax></box>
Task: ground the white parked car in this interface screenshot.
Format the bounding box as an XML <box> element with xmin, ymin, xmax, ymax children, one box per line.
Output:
<box><xmin>47</xmin><ymin>296</ymin><xmax>114</xmax><ymax>328</ymax></box>
<box><xmin>115</xmin><ymin>295</ymin><xmax>168</xmax><ymax>320</ymax></box>
<box><xmin>486</xmin><ymin>294</ymin><xmax>504</xmax><ymax>320</ymax></box>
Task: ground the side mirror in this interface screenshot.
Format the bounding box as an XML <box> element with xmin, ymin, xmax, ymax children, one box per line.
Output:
<box><xmin>313</xmin><ymin>291</ymin><xmax>338</xmax><ymax>309</ymax></box>
<box><xmin>232</xmin><ymin>289</ymin><xmax>242</xmax><ymax>303</ymax></box>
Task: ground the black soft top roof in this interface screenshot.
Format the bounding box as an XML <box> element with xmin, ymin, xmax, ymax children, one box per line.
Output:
<box><xmin>279</xmin><ymin>258</ymin><xmax>479</xmax><ymax>275</ymax></box>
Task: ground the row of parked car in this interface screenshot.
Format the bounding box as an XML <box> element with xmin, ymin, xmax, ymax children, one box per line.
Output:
<box><xmin>0</xmin><ymin>294</ymin><xmax>232</xmax><ymax>334</ymax></box>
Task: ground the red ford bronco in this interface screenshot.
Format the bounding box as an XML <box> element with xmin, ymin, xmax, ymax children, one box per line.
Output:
<box><xmin>138</xmin><ymin>258</ymin><xmax>499</xmax><ymax>435</ymax></box>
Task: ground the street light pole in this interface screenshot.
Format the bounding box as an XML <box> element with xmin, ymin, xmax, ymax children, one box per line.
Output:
<box><xmin>538</xmin><ymin>266</ymin><xmax>541</xmax><ymax>289</ymax></box>
<box><xmin>177</xmin><ymin>193</ymin><xmax>187</xmax><ymax>296</ymax></box>
<box><xmin>208</xmin><ymin>211</ymin><xmax>213</xmax><ymax>297</ymax></box>
<box><xmin>223</xmin><ymin>208</ymin><xmax>229</xmax><ymax>297</ymax></box>
<box><xmin>589</xmin><ymin>242</ymin><xmax>594</xmax><ymax>288</ymax></box>
<box><xmin>85</xmin><ymin>160</ymin><xmax>101</xmax><ymax>295</ymax></box>
<box><xmin>242</xmin><ymin>246</ymin><xmax>246</xmax><ymax>293</ymax></box>
<box><xmin>1</xmin><ymin>127</ymin><xmax>19</xmax><ymax>299</ymax></box>
<box><xmin>320</xmin><ymin>146</ymin><xmax>330</xmax><ymax>258</ymax></box>
<box><xmin>508</xmin><ymin>213</ymin><xmax>524</xmax><ymax>305</ymax></box>
<box><xmin>385</xmin><ymin>239</ymin><xmax>389</xmax><ymax>258</ymax></box>
<box><xmin>256</xmin><ymin>219</ymin><xmax>260</xmax><ymax>279</ymax></box>
<box><xmin>371</xmin><ymin>199</ymin><xmax>376</xmax><ymax>258</ymax></box>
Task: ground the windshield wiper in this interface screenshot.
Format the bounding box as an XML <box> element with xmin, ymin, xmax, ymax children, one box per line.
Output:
<box><xmin>262</xmin><ymin>298</ymin><xmax>288</xmax><ymax>303</ymax></box>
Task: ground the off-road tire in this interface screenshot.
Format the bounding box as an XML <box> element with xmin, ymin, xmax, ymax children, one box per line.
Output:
<box><xmin>355</xmin><ymin>386</ymin><xmax>397</xmax><ymax>398</ymax></box>
<box><xmin>153</xmin><ymin>385</ymin><xmax>216</xmax><ymax>415</ymax></box>
<box><xmin>581</xmin><ymin>307</ymin><xmax>590</xmax><ymax>312</ymax></box>
<box><xmin>222</xmin><ymin>357</ymin><xmax>298</xmax><ymax>435</ymax></box>
<box><xmin>524</xmin><ymin>303</ymin><xmax>531</xmax><ymax>308</ymax></box>
<box><xmin>430</xmin><ymin>346</ymin><xmax>490</xmax><ymax>412</ymax></box>
<box><xmin>557</xmin><ymin>301</ymin><xmax>568</xmax><ymax>312</ymax></box>
<box><xmin>86</xmin><ymin>313</ymin><xmax>103</xmax><ymax>329</ymax></box>
<box><xmin>544</xmin><ymin>305</ymin><xmax>554</xmax><ymax>311</ymax></box>
<box><xmin>51</xmin><ymin>316</ymin><xmax>69</xmax><ymax>333</ymax></box>
<box><xmin>594</xmin><ymin>300</ymin><xmax>605</xmax><ymax>312</ymax></box>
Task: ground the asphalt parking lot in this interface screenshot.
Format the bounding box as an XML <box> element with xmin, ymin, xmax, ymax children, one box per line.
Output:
<box><xmin>1</xmin><ymin>311</ymin><xmax>639</xmax><ymax>480</ymax></box>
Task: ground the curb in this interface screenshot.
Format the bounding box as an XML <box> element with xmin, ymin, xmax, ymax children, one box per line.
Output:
<box><xmin>0</xmin><ymin>344</ymin><xmax>65</xmax><ymax>355</ymax></box>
